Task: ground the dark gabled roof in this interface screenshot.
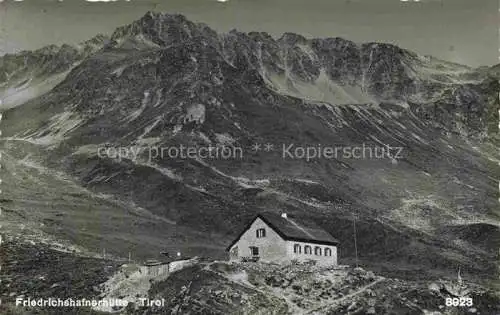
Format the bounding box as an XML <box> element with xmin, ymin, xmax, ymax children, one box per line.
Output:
<box><xmin>144</xmin><ymin>259</ymin><xmax>167</xmax><ymax>266</ymax></box>
<box><xmin>226</xmin><ymin>212</ymin><xmax>339</xmax><ymax>251</ymax></box>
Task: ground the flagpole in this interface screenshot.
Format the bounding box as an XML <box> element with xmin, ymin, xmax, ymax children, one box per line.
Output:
<box><xmin>353</xmin><ymin>212</ymin><xmax>359</xmax><ymax>268</ymax></box>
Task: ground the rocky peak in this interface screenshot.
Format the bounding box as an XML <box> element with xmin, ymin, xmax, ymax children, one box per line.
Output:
<box><xmin>277</xmin><ymin>32</ymin><xmax>308</xmax><ymax>46</ymax></box>
<box><xmin>109</xmin><ymin>11</ymin><xmax>203</xmax><ymax>47</ymax></box>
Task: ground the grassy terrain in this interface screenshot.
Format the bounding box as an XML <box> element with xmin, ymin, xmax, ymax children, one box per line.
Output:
<box><xmin>0</xmin><ymin>140</ymin><xmax>227</xmax><ymax>262</ymax></box>
<box><xmin>0</xmin><ymin>241</ymin><xmax>120</xmax><ymax>315</ymax></box>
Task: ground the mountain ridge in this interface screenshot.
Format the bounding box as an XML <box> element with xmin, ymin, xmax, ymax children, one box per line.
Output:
<box><xmin>3</xmin><ymin>12</ymin><xmax>496</xmax><ymax>137</ymax></box>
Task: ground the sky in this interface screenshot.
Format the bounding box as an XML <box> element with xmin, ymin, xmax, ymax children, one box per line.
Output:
<box><xmin>0</xmin><ymin>0</ymin><xmax>498</xmax><ymax>67</ymax></box>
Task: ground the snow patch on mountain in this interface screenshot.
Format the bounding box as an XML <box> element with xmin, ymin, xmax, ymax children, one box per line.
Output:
<box><xmin>263</xmin><ymin>67</ymin><xmax>374</xmax><ymax>105</ymax></box>
<box><xmin>215</xmin><ymin>133</ymin><xmax>235</xmax><ymax>145</ymax></box>
<box><xmin>112</xmin><ymin>33</ymin><xmax>162</xmax><ymax>50</ymax></box>
<box><xmin>111</xmin><ymin>65</ymin><xmax>127</xmax><ymax>77</ymax></box>
<box><xmin>27</xmin><ymin>111</ymin><xmax>84</xmax><ymax>147</ymax></box>
<box><xmin>294</xmin><ymin>178</ymin><xmax>320</xmax><ymax>184</ymax></box>
<box><xmin>0</xmin><ymin>70</ymin><xmax>72</xmax><ymax>110</ymax></box>
<box><xmin>138</xmin><ymin>116</ymin><xmax>163</xmax><ymax>139</ymax></box>
<box><xmin>126</xmin><ymin>91</ymin><xmax>150</xmax><ymax>123</ymax></box>
<box><xmin>184</xmin><ymin>103</ymin><xmax>206</xmax><ymax>124</ymax></box>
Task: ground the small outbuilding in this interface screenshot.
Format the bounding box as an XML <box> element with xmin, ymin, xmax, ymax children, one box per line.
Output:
<box><xmin>142</xmin><ymin>259</ymin><xmax>169</xmax><ymax>277</ymax></box>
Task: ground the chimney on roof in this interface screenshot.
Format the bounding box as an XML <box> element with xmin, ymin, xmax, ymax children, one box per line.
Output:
<box><xmin>281</xmin><ymin>213</ymin><xmax>287</xmax><ymax>219</ymax></box>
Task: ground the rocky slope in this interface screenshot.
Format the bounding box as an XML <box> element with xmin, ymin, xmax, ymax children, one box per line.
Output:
<box><xmin>134</xmin><ymin>261</ymin><xmax>499</xmax><ymax>315</ymax></box>
<box><xmin>0</xmin><ymin>11</ymin><xmax>498</xmax><ymax>292</ymax></box>
<box><xmin>1</xmin><ymin>244</ymin><xmax>498</xmax><ymax>315</ymax></box>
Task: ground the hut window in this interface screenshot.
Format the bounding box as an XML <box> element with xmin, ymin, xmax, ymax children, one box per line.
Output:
<box><xmin>256</xmin><ymin>228</ymin><xmax>266</xmax><ymax>238</ymax></box>
<box><xmin>293</xmin><ymin>244</ymin><xmax>301</xmax><ymax>254</ymax></box>
<box><xmin>314</xmin><ymin>246</ymin><xmax>322</xmax><ymax>256</ymax></box>
<box><xmin>249</xmin><ymin>246</ymin><xmax>259</xmax><ymax>256</ymax></box>
<box><xmin>304</xmin><ymin>245</ymin><xmax>312</xmax><ymax>254</ymax></box>
<box><xmin>324</xmin><ymin>248</ymin><xmax>332</xmax><ymax>256</ymax></box>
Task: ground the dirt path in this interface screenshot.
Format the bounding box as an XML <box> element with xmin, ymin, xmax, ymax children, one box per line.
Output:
<box><xmin>206</xmin><ymin>264</ymin><xmax>386</xmax><ymax>315</ymax></box>
<box><xmin>306</xmin><ymin>278</ymin><xmax>385</xmax><ymax>314</ymax></box>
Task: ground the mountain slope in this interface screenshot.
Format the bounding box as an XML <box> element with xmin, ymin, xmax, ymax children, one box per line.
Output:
<box><xmin>0</xmin><ymin>34</ymin><xmax>109</xmax><ymax>110</ymax></box>
<box><xmin>0</xmin><ymin>11</ymin><xmax>498</xmax><ymax>285</ymax></box>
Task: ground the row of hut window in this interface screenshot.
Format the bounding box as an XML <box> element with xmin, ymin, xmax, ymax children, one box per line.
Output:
<box><xmin>293</xmin><ymin>244</ymin><xmax>332</xmax><ymax>256</ymax></box>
